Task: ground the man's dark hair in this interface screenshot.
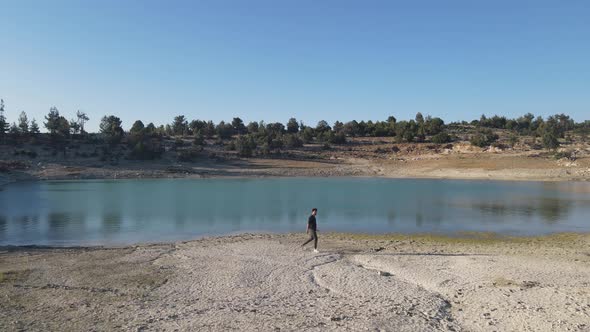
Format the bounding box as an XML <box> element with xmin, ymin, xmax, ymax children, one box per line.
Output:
<box><xmin>311</xmin><ymin>208</ymin><xmax>318</xmax><ymax>213</ymax></box>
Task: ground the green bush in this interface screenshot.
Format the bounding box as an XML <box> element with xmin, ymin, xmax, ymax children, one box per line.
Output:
<box><xmin>283</xmin><ymin>134</ymin><xmax>303</xmax><ymax>148</ymax></box>
<box><xmin>431</xmin><ymin>132</ymin><xmax>451</xmax><ymax>144</ymax></box>
<box><xmin>328</xmin><ymin>132</ymin><xmax>347</xmax><ymax>145</ymax></box>
<box><xmin>129</xmin><ymin>140</ymin><xmax>164</xmax><ymax>160</ymax></box>
<box><xmin>193</xmin><ymin>131</ymin><xmax>205</xmax><ymax>146</ymax></box>
<box><xmin>508</xmin><ymin>135</ymin><xmax>519</xmax><ymax>148</ymax></box>
<box><xmin>236</xmin><ymin>135</ymin><xmax>257</xmax><ymax>157</ymax></box>
<box><xmin>470</xmin><ymin>129</ymin><xmax>499</xmax><ymax>147</ymax></box>
<box><xmin>177</xmin><ymin>148</ymin><xmax>200</xmax><ymax>162</ymax></box>
<box><xmin>542</xmin><ymin>132</ymin><xmax>560</xmax><ymax>150</ymax></box>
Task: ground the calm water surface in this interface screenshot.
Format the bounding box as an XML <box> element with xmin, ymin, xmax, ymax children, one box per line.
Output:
<box><xmin>1</xmin><ymin>178</ymin><xmax>589</xmax><ymax>245</ymax></box>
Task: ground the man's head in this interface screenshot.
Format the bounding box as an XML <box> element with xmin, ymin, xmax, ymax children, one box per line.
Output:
<box><xmin>311</xmin><ymin>208</ymin><xmax>317</xmax><ymax>216</ymax></box>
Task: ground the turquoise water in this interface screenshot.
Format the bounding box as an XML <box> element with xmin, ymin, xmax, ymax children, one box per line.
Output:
<box><xmin>1</xmin><ymin>178</ymin><xmax>589</xmax><ymax>246</ymax></box>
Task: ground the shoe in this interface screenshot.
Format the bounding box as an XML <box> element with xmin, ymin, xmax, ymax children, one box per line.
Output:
<box><xmin>314</xmin><ymin>249</ymin><xmax>319</xmax><ymax>253</ymax></box>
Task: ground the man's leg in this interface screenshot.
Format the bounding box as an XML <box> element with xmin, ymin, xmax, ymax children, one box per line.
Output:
<box><xmin>302</xmin><ymin>233</ymin><xmax>314</xmax><ymax>247</ymax></box>
<box><xmin>313</xmin><ymin>231</ymin><xmax>318</xmax><ymax>250</ymax></box>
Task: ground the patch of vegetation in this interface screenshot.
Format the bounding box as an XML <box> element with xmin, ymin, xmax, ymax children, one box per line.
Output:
<box><xmin>431</xmin><ymin>132</ymin><xmax>451</xmax><ymax>144</ymax></box>
<box><xmin>470</xmin><ymin>129</ymin><xmax>499</xmax><ymax>147</ymax></box>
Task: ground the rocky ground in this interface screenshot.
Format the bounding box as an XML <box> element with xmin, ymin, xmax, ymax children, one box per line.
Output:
<box><xmin>1</xmin><ymin>233</ymin><xmax>589</xmax><ymax>331</ymax></box>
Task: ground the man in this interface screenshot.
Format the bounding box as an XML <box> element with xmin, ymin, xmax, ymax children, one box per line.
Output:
<box><xmin>301</xmin><ymin>208</ymin><xmax>319</xmax><ymax>253</ymax></box>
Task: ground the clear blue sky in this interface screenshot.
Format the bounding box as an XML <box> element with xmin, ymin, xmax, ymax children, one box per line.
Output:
<box><xmin>1</xmin><ymin>0</ymin><xmax>589</xmax><ymax>132</ymax></box>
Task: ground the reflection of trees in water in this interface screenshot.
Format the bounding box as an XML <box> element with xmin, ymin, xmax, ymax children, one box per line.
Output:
<box><xmin>538</xmin><ymin>198</ymin><xmax>571</xmax><ymax>224</ymax></box>
<box><xmin>0</xmin><ymin>216</ymin><xmax>6</xmax><ymax>237</ymax></box>
<box><xmin>102</xmin><ymin>212</ymin><xmax>122</xmax><ymax>234</ymax></box>
<box><xmin>48</xmin><ymin>212</ymin><xmax>71</xmax><ymax>233</ymax></box>
<box><xmin>415</xmin><ymin>213</ymin><xmax>423</xmax><ymax>227</ymax></box>
<box><xmin>387</xmin><ymin>210</ymin><xmax>396</xmax><ymax>224</ymax></box>
<box><xmin>14</xmin><ymin>215</ymin><xmax>40</xmax><ymax>230</ymax></box>
<box><xmin>47</xmin><ymin>212</ymin><xmax>86</xmax><ymax>234</ymax></box>
<box><xmin>471</xmin><ymin>198</ymin><xmax>572</xmax><ymax>224</ymax></box>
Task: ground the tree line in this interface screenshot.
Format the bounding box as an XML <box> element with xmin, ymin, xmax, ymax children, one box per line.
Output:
<box><xmin>1</xmin><ymin>98</ymin><xmax>589</xmax><ymax>159</ymax></box>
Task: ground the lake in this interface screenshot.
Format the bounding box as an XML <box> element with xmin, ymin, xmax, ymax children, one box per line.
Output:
<box><xmin>1</xmin><ymin>178</ymin><xmax>589</xmax><ymax>246</ymax></box>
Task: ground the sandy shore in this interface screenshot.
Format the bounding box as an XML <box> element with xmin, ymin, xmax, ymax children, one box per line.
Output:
<box><xmin>1</xmin><ymin>233</ymin><xmax>589</xmax><ymax>331</ymax></box>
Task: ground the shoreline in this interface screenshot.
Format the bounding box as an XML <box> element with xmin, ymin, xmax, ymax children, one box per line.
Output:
<box><xmin>2</xmin><ymin>232</ymin><xmax>589</xmax><ymax>331</ymax></box>
<box><xmin>1</xmin><ymin>231</ymin><xmax>589</xmax><ymax>250</ymax></box>
<box><xmin>2</xmin><ymin>166</ymin><xmax>589</xmax><ymax>186</ymax></box>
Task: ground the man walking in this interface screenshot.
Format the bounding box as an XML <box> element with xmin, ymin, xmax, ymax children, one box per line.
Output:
<box><xmin>301</xmin><ymin>208</ymin><xmax>319</xmax><ymax>253</ymax></box>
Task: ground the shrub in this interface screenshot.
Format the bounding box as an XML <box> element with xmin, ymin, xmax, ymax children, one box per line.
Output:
<box><xmin>328</xmin><ymin>132</ymin><xmax>347</xmax><ymax>145</ymax></box>
<box><xmin>193</xmin><ymin>131</ymin><xmax>205</xmax><ymax>146</ymax></box>
<box><xmin>553</xmin><ymin>150</ymin><xmax>574</xmax><ymax>160</ymax></box>
<box><xmin>129</xmin><ymin>140</ymin><xmax>164</xmax><ymax>160</ymax></box>
<box><xmin>508</xmin><ymin>135</ymin><xmax>519</xmax><ymax>148</ymax></box>
<box><xmin>542</xmin><ymin>132</ymin><xmax>560</xmax><ymax>150</ymax></box>
<box><xmin>177</xmin><ymin>148</ymin><xmax>200</xmax><ymax>162</ymax></box>
<box><xmin>470</xmin><ymin>129</ymin><xmax>498</xmax><ymax>147</ymax></box>
<box><xmin>431</xmin><ymin>132</ymin><xmax>451</xmax><ymax>144</ymax></box>
<box><xmin>236</xmin><ymin>135</ymin><xmax>257</xmax><ymax>157</ymax></box>
<box><xmin>225</xmin><ymin>141</ymin><xmax>236</xmax><ymax>151</ymax></box>
<box><xmin>283</xmin><ymin>134</ymin><xmax>303</xmax><ymax>148</ymax></box>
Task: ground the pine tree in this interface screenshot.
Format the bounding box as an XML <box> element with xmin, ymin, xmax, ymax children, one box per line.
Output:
<box><xmin>0</xmin><ymin>99</ymin><xmax>9</xmax><ymax>140</ymax></box>
<box><xmin>30</xmin><ymin>119</ymin><xmax>40</xmax><ymax>134</ymax></box>
<box><xmin>18</xmin><ymin>111</ymin><xmax>29</xmax><ymax>133</ymax></box>
<box><xmin>76</xmin><ymin>110</ymin><xmax>89</xmax><ymax>134</ymax></box>
<box><xmin>44</xmin><ymin>107</ymin><xmax>61</xmax><ymax>134</ymax></box>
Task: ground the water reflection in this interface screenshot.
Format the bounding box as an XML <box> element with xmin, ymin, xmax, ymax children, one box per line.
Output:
<box><xmin>0</xmin><ymin>216</ymin><xmax>6</xmax><ymax>237</ymax></box>
<box><xmin>469</xmin><ymin>197</ymin><xmax>572</xmax><ymax>224</ymax></box>
<box><xmin>0</xmin><ymin>178</ymin><xmax>589</xmax><ymax>245</ymax></box>
<box><xmin>102</xmin><ymin>212</ymin><xmax>122</xmax><ymax>234</ymax></box>
<box><xmin>538</xmin><ymin>198</ymin><xmax>572</xmax><ymax>224</ymax></box>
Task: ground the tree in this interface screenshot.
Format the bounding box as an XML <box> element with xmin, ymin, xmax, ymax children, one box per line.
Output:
<box><xmin>56</xmin><ymin>116</ymin><xmax>70</xmax><ymax>137</ymax></box>
<box><xmin>100</xmin><ymin>115</ymin><xmax>124</xmax><ymax>145</ymax></box>
<box><xmin>130</xmin><ymin>120</ymin><xmax>145</xmax><ymax>136</ymax></box>
<box><xmin>232</xmin><ymin>117</ymin><xmax>246</xmax><ymax>135</ymax></box>
<box><xmin>9</xmin><ymin>122</ymin><xmax>19</xmax><ymax>135</ymax></box>
<box><xmin>203</xmin><ymin>121</ymin><xmax>216</xmax><ymax>138</ymax></box>
<box><xmin>76</xmin><ymin>110</ymin><xmax>89</xmax><ymax>134</ymax></box>
<box><xmin>287</xmin><ymin>118</ymin><xmax>299</xmax><ymax>133</ymax></box>
<box><xmin>266</xmin><ymin>122</ymin><xmax>285</xmax><ymax>135</ymax></box>
<box><xmin>542</xmin><ymin>132</ymin><xmax>560</xmax><ymax>150</ymax></box>
<box><xmin>172</xmin><ymin>115</ymin><xmax>188</xmax><ymax>136</ymax></box>
<box><xmin>301</xmin><ymin>127</ymin><xmax>314</xmax><ymax>143</ymax></box>
<box><xmin>315</xmin><ymin>120</ymin><xmax>331</xmax><ymax>133</ymax></box>
<box><xmin>0</xmin><ymin>99</ymin><xmax>8</xmax><ymax>141</ymax></box>
<box><xmin>236</xmin><ymin>134</ymin><xmax>257</xmax><ymax>157</ymax></box>
<box><xmin>415</xmin><ymin>112</ymin><xmax>424</xmax><ymax>125</ymax></box>
<box><xmin>333</xmin><ymin>121</ymin><xmax>344</xmax><ymax>133</ymax></box>
<box><xmin>283</xmin><ymin>133</ymin><xmax>303</xmax><ymax>148</ymax></box>
<box><xmin>144</xmin><ymin>122</ymin><xmax>156</xmax><ymax>135</ymax></box>
<box><xmin>193</xmin><ymin>130</ymin><xmax>205</xmax><ymax>146</ymax></box>
<box><xmin>247</xmin><ymin>121</ymin><xmax>259</xmax><ymax>134</ymax></box>
<box><xmin>18</xmin><ymin>111</ymin><xmax>29</xmax><ymax>134</ymax></box>
<box><xmin>29</xmin><ymin>119</ymin><xmax>40</xmax><ymax>134</ymax></box>
<box><xmin>425</xmin><ymin>117</ymin><xmax>444</xmax><ymax>135</ymax></box>
<box><xmin>216</xmin><ymin>121</ymin><xmax>234</xmax><ymax>139</ymax></box>
<box><xmin>44</xmin><ymin>107</ymin><xmax>61</xmax><ymax>134</ymax></box>
<box><xmin>343</xmin><ymin>120</ymin><xmax>360</xmax><ymax>137</ymax></box>
<box><xmin>189</xmin><ymin>120</ymin><xmax>206</xmax><ymax>134</ymax></box>
<box><xmin>69</xmin><ymin>118</ymin><xmax>81</xmax><ymax>135</ymax></box>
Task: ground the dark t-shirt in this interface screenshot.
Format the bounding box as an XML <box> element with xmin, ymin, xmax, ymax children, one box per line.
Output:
<box><xmin>308</xmin><ymin>215</ymin><xmax>317</xmax><ymax>231</ymax></box>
